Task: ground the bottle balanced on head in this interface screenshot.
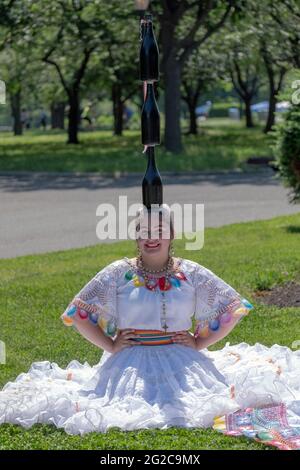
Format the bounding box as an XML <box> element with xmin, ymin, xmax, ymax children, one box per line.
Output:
<box><xmin>140</xmin><ymin>12</ymin><xmax>160</xmax><ymax>147</ymax></box>
<box><xmin>140</xmin><ymin>13</ymin><xmax>159</xmax><ymax>82</ymax></box>
<box><xmin>139</xmin><ymin>12</ymin><xmax>162</xmax><ymax>208</ymax></box>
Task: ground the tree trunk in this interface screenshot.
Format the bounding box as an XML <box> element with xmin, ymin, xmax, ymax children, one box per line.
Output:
<box><xmin>67</xmin><ymin>93</ymin><xmax>79</xmax><ymax>144</ymax></box>
<box><xmin>10</xmin><ymin>90</ymin><xmax>22</xmax><ymax>136</ymax></box>
<box><xmin>261</xmin><ymin>50</ymin><xmax>286</xmax><ymax>134</ymax></box>
<box><xmin>163</xmin><ymin>56</ymin><xmax>183</xmax><ymax>153</ymax></box>
<box><xmin>244</xmin><ymin>97</ymin><xmax>254</xmax><ymax>128</ymax></box>
<box><xmin>264</xmin><ymin>91</ymin><xmax>276</xmax><ymax>133</ymax></box>
<box><xmin>51</xmin><ymin>102</ymin><xmax>65</xmax><ymax>129</ymax></box>
<box><xmin>112</xmin><ymin>83</ymin><xmax>123</xmax><ymax>136</ymax></box>
<box><xmin>187</xmin><ymin>100</ymin><xmax>198</xmax><ymax>135</ymax></box>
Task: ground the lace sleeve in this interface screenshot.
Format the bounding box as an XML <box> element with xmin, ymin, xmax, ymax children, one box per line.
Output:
<box><xmin>193</xmin><ymin>263</ymin><xmax>254</xmax><ymax>338</ymax></box>
<box><xmin>60</xmin><ymin>261</ymin><xmax>120</xmax><ymax>337</ymax></box>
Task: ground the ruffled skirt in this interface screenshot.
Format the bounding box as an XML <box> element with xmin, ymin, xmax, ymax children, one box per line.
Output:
<box><xmin>1</xmin><ymin>342</ymin><xmax>300</xmax><ymax>446</ymax></box>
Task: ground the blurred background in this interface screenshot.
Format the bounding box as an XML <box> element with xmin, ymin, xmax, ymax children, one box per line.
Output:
<box><xmin>0</xmin><ymin>0</ymin><xmax>299</xmax><ymax>181</ymax></box>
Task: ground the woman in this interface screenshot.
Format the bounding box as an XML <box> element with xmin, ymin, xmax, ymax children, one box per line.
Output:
<box><xmin>1</xmin><ymin>205</ymin><xmax>300</xmax><ymax>449</ymax></box>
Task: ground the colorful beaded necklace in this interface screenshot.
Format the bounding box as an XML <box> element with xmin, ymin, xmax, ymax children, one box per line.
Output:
<box><xmin>124</xmin><ymin>256</ymin><xmax>187</xmax><ymax>333</ymax></box>
<box><xmin>123</xmin><ymin>256</ymin><xmax>186</xmax><ymax>291</ymax></box>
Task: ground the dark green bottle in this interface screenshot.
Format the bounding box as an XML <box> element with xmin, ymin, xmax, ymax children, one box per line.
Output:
<box><xmin>141</xmin><ymin>82</ymin><xmax>160</xmax><ymax>145</ymax></box>
<box><xmin>139</xmin><ymin>14</ymin><xmax>159</xmax><ymax>81</ymax></box>
<box><xmin>142</xmin><ymin>146</ymin><xmax>163</xmax><ymax>208</ymax></box>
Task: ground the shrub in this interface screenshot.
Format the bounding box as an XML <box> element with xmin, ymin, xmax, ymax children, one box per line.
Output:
<box><xmin>273</xmin><ymin>104</ymin><xmax>300</xmax><ymax>203</ymax></box>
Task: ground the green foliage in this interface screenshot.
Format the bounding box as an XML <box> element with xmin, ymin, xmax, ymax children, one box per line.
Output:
<box><xmin>209</xmin><ymin>102</ymin><xmax>240</xmax><ymax>118</ymax></box>
<box><xmin>253</xmin><ymin>270</ymin><xmax>292</xmax><ymax>291</ymax></box>
<box><xmin>273</xmin><ymin>104</ymin><xmax>300</xmax><ymax>203</ymax></box>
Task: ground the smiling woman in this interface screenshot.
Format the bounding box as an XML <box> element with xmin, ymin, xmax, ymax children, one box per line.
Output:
<box><xmin>135</xmin><ymin>204</ymin><xmax>175</xmax><ymax>273</ymax></box>
<box><xmin>1</xmin><ymin>206</ymin><xmax>300</xmax><ymax>450</ymax></box>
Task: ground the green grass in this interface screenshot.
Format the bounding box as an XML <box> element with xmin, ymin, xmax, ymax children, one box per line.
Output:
<box><xmin>0</xmin><ymin>119</ymin><xmax>272</xmax><ymax>173</ymax></box>
<box><xmin>1</xmin><ymin>212</ymin><xmax>300</xmax><ymax>449</ymax></box>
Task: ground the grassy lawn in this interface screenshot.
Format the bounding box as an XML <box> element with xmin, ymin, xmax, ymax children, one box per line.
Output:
<box><xmin>0</xmin><ymin>119</ymin><xmax>272</xmax><ymax>173</ymax></box>
<box><xmin>1</xmin><ymin>212</ymin><xmax>300</xmax><ymax>449</ymax></box>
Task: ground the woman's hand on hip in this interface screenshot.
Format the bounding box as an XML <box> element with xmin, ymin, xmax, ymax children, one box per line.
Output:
<box><xmin>172</xmin><ymin>330</ymin><xmax>197</xmax><ymax>349</ymax></box>
<box><xmin>111</xmin><ymin>329</ymin><xmax>140</xmax><ymax>354</ymax></box>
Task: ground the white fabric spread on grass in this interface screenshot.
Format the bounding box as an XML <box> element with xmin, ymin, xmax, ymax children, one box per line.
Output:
<box><xmin>1</xmin><ymin>342</ymin><xmax>300</xmax><ymax>435</ymax></box>
<box><xmin>1</xmin><ymin>257</ymin><xmax>300</xmax><ymax>435</ymax></box>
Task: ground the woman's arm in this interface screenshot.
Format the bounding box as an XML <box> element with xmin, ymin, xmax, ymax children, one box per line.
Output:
<box><xmin>195</xmin><ymin>316</ymin><xmax>240</xmax><ymax>350</ymax></box>
<box><xmin>66</xmin><ymin>315</ymin><xmax>139</xmax><ymax>354</ymax></box>
<box><xmin>71</xmin><ymin>315</ymin><xmax>115</xmax><ymax>353</ymax></box>
<box><xmin>192</xmin><ymin>263</ymin><xmax>254</xmax><ymax>351</ymax></box>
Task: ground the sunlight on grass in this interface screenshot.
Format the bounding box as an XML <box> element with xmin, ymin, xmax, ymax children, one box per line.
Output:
<box><xmin>0</xmin><ymin>119</ymin><xmax>272</xmax><ymax>172</ymax></box>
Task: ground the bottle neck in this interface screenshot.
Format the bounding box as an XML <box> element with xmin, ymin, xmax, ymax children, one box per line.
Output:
<box><xmin>146</xmin><ymin>83</ymin><xmax>155</xmax><ymax>101</ymax></box>
<box><xmin>146</xmin><ymin>21</ymin><xmax>154</xmax><ymax>36</ymax></box>
<box><xmin>144</xmin><ymin>21</ymin><xmax>154</xmax><ymax>39</ymax></box>
<box><xmin>146</xmin><ymin>147</ymin><xmax>158</xmax><ymax>170</ymax></box>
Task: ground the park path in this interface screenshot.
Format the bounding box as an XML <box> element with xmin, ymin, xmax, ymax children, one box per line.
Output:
<box><xmin>0</xmin><ymin>169</ymin><xmax>299</xmax><ymax>259</ymax></box>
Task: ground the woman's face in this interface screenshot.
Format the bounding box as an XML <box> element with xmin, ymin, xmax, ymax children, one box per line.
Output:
<box><xmin>136</xmin><ymin>215</ymin><xmax>173</xmax><ymax>259</ymax></box>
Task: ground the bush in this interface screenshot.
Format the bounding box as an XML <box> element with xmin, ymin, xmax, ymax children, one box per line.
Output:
<box><xmin>273</xmin><ymin>104</ymin><xmax>300</xmax><ymax>203</ymax></box>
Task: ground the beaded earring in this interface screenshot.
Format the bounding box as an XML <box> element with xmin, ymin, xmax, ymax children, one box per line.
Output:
<box><xmin>136</xmin><ymin>244</ymin><xmax>141</xmax><ymax>256</ymax></box>
<box><xmin>169</xmin><ymin>241</ymin><xmax>175</xmax><ymax>256</ymax></box>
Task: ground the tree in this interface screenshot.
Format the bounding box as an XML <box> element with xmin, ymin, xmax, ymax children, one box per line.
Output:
<box><xmin>38</xmin><ymin>2</ymin><xmax>103</xmax><ymax>143</ymax></box>
<box><xmin>221</xmin><ymin>28</ymin><xmax>262</xmax><ymax>128</ymax></box>
<box><xmin>229</xmin><ymin>56</ymin><xmax>260</xmax><ymax>128</ymax></box>
<box><xmin>274</xmin><ymin>104</ymin><xmax>300</xmax><ymax>203</ymax></box>
<box><xmin>149</xmin><ymin>0</ymin><xmax>236</xmax><ymax>153</ymax></box>
<box><xmin>32</xmin><ymin>1</ymin><xmax>134</xmax><ymax>143</ymax></box>
<box><xmin>244</xmin><ymin>1</ymin><xmax>291</xmax><ymax>133</ymax></box>
<box><xmin>0</xmin><ymin>0</ymin><xmax>22</xmax><ymax>49</ymax></box>
<box><xmin>181</xmin><ymin>44</ymin><xmax>221</xmax><ymax>134</ymax></box>
<box><xmin>260</xmin><ymin>39</ymin><xmax>287</xmax><ymax>133</ymax></box>
<box><xmin>262</xmin><ymin>1</ymin><xmax>300</xmax><ymax>133</ymax></box>
<box><xmin>102</xmin><ymin>35</ymin><xmax>138</xmax><ymax>136</ymax></box>
<box><xmin>0</xmin><ymin>0</ymin><xmax>33</xmax><ymax>135</ymax></box>
<box><xmin>182</xmin><ymin>70</ymin><xmax>204</xmax><ymax>135</ymax></box>
<box><xmin>0</xmin><ymin>34</ymin><xmax>43</xmax><ymax>135</ymax></box>
<box><xmin>269</xmin><ymin>0</ymin><xmax>300</xmax><ymax>69</ymax></box>
<box><xmin>50</xmin><ymin>102</ymin><xmax>66</xmax><ymax>130</ymax></box>
<box><xmin>36</xmin><ymin>70</ymin><xmax>67</xmax><ymax>130</ymax></box>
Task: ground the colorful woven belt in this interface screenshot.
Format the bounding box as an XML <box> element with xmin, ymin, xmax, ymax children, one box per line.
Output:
<box><xmin>129</xmin><ymin>329</ymin><xmax>178</xmax><ymax>345</ymax></box>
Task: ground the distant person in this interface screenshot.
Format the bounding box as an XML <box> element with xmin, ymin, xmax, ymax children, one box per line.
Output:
<box><xmin>21</xmin><ymin>108</ymin><xmax>29</xmax><ymax>129</ymax></box>
<box><xmin>39</xmin><ymin>111</ymin><xmax>47</xmax><ymax>130</ymax></box>
<box><xmin>80</xmin><ymin>105</ymin><xmax>93</xmax><ymax>128</ymax></box>
<box><xmin>196</xmin><ymin>101</ymin><xmax>212</xmax><ymax>120</ymax></box>
<box><xmin>123</xmin><ymin>104</ymin><xmax>134</xmax><ymax>128</ymax></box>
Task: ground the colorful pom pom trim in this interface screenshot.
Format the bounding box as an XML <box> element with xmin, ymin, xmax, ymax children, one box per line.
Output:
<box><xmin>61</xmin><ymin>301</ymin><xmax>117</xmax><ymax>337</ymax></box>
<box><xmin>194</xmin><ymin>297</ymin><xmax>254</xmax><ymax>338</ymax></box>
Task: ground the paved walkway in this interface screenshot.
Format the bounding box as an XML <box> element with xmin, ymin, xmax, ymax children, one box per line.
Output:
<box><xmin>0</xmin><ymin>170</ymin><xmax>299</xmax><ymax>259</ymax></box>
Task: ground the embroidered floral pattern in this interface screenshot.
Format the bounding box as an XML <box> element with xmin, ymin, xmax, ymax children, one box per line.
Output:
<box><xmin>192</xmin><ymin>262</ymin><xmax>254</xmax><ymax>337</ymax></box>
<box><xmin>61</xmin><ymin>258</ymin><xmax>254</xmax><ymax>339</ymax></box>
<box><xmin>60</xmin><ymin>260</ymin><xmax>124</xmax><ymax>337</ymax></box>
<box><xmin>213</xmin><ymin>403</ymin><xmax>300</xmax><ymax>450</ymax></box>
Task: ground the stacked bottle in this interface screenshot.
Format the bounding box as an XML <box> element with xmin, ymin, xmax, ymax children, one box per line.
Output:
<box><xmin>139</xmin><ymin>13</ymin><xmax>163</xmax><ymax>208</ymax></box>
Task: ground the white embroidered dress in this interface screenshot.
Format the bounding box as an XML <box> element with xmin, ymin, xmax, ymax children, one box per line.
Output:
<box><xmin>1</xmin><ymin>257</ymin><xmax>300</xmax><ymax>437</ymax></box>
